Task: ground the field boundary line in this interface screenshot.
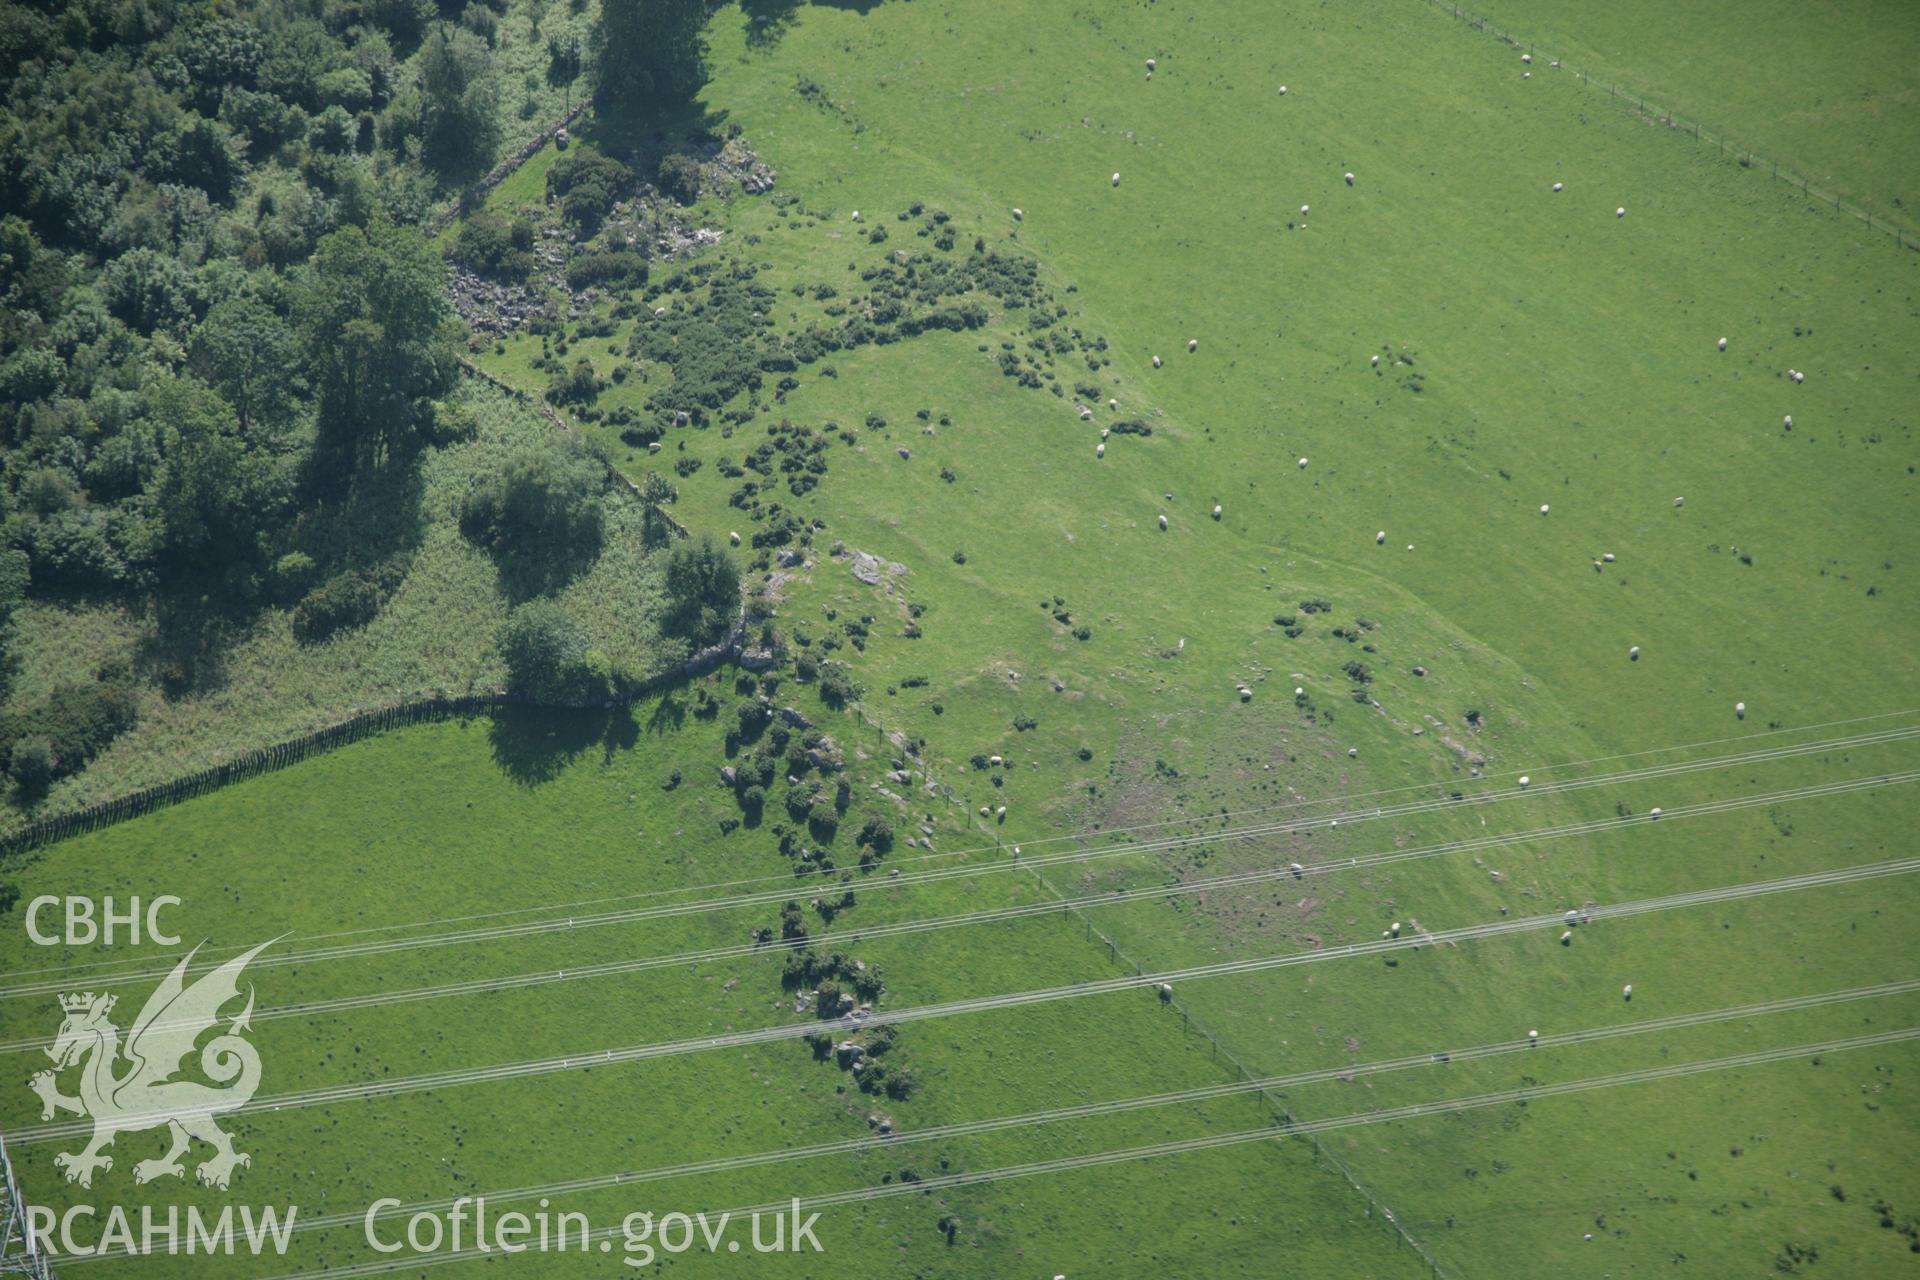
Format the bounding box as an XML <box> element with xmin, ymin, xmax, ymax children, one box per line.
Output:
<box><xmin>1417</xmin><ymin>0</ymin><xmax>1920</xmax><ymax>249</ymax></box>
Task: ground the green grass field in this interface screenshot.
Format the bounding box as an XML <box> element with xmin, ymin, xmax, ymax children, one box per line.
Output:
<box><xmin>2</xmin><ymin>0</ymin><xmax>1917</xmax><ymax>1276</ymax></box>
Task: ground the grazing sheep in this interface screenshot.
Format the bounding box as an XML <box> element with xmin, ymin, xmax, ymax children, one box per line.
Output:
<box><xmin>1300</xmin><ymin>204</ymin><xmax>1310</xmax><ymax>215</ymax></box>
<box><xmin>1406</xmin><ymin>543</ymin><xmax>1415</xmax><ymax>552</ymax></box>
<box><xmin>1345</xmin><ymin>172</ymin><xmax>1355</xmax><ymax>185</ymax></box>
<box><xmin>1079</xmin><ymin>405</ymin><xmax>1093</xmax><ymax>420</ymax></box>
<box><xmin>1371</xmin><ymin>354</ymin><xmax>1380</xmax><ymax>366</ymax></box>
<box><xmin>1212</xmin><ymin>504</ymin><xmax>1223</xmax><ymax>519</ymax></box>
<box><xmin>1278</xmin><ymin>85</ymin><xmax>1288</xmax><ymax>95</ymax></box>
<box><xmin>1603</xmin><ymin>552</ymin><xmax>1615</xmax><ymax>562</ymax></box>
<box><xmin>1109</xmin><ymin>398</ymin><xmax>1118</xmax><ymax>410</ymax></box>
<box><xmin>1735</xmin><ymin>701</ymin><xmax>1746</xmax><ymax>719</ymax></box>
<box><xmin>1650</xmin><ymin>807</ymin><xmax>1663</xmax><ymax>818</ymax></box>
<box><xmin>1718</xmin><ymin>337</ymin><xmax>1728</xmax><ymax>351</ymax></box>
<box><xmin>1553</xmin><ymin>182</ymin><xmax>1563</xmax><ymax>192</ymax></box>
<box><xmin>1629</xmin><ymin>645</ymin><xmax>1640</xmax><ymax>660</ymax></box>
<box><xmin>1012</xmin><ymin>207</ymin><xmax>1023</xmax><ymax>220</ymax></box>
<box><xmin>1348</xmin><ymin>747</ymin><xmax>1359</xmax><ymax>757</ymax></box>
<box><xmin>1390</xmin><ymin>921</ymin><xmax>1402</xmax><ymax>937</ymax></box>
<box><xmin>1153</xmin><ymin>355</ymin><xmax>1163</xmax><ymax>368</ymax></box>
<box><xmin>1561</xmin><ymin>930</ymin><xmax>1573</xmax><ymax>945</ymax></box>
<box><xmin>1519</xmin><ymin>775</ymin><xmax>1531</xmax><ymax>788</ymax></box>
<box><xmin>1188</xmin><ymin>338</ymin><xmax>1198</xmax><ymax>351</ymax></box>
<box><xmin>1529</xmin><ymin>1029</ymin><xmax>1540</xmax><ymax>1044</ymax></box>
<box><xmin>1298</xmin><ymin>457</ymin><xmax>1309</xmax><ymax>469</ymax></box>
<box><xmin>851</xmin><ymin>210</ymin><xmax>862</xmax><ymax>222</ymax></box>
<box><xmin>1158</xmin><ymin>514</ymin><xmax>1169</xmax><ymax>530</ymax></box>
<box><xmin>1540</xmin><ymin>504</ymin><xmax>1550</xmax><ymax>515</ymax></box>
<box><xmin>1623</xmin><ymin>984</ymin><xmax>1633</xmax><ymax>1001</ymax></box>
<box><xmin>1523</xmin><ymin>71</ymin><xmax>1531</xmax><ymax>79</ymax></box>
<box><xmin>1112</xmin><ymin>172</ymin><xmax>1122</xmax><ymax>186</ymax></box>
<box><xmin>1376</xmin><ymin>530</ymin><xmax>1387</xmax><ymax>544</ymax></box>
<box><xmin>1784</xmin><ymin>414</ymin><xmax>1792</xmax><ymax>428</ymax></box>
<box><xmin>1158</xmin><ymin>982</ymin><xmax>1173</xmax><ymax>1000</ymax></box>
<box><xmin>1521</xmin><ymin>53</ymin><xmax>1533</xmax><ymax>64</ymax></box>
<box><xmin>1096</xmin><ymin>442</ymin><xmax>1105</xmax><ymax>457</ymax></box>
<box><xmin>1290</xmin><ymin>862</ymin><xmax>1305</xmax><ymax>877</ymax></box>
<box><xmin>1294</xmin><ymin>686</ymin><xmax>1306</xmax><ymax>698</ymax></box>
<box><xmin>1101</xmin><ymin>427</ymin><xmax>1110</xmax><ymax>439</ymax></box>
<box><xmin>1146</xmin><ymin>57</ymin><xmax>1156</xmax><ymax>69</ymax></box>
<box><xmin>897</xmin><ymin>447</ymin><xmax>910</xmax><ymax>459</ymax></box>
<box><xmin>1673</xmin><ymin>496</ymin><xmax>1685</xmax><ymax>508</ymax></box>
<box><xmin>1616</xmin><ymin>206</ymin><xmax>1626</xmax><ymax>217</ymax></box>
<box><xmin>729</xmin><ymin>531</ymin><xmax>741</xmax><ymax>546</ymax></box>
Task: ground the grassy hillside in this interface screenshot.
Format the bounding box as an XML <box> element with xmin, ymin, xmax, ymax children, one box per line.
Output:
<box><xmin>1458</xmin><ymin>0</ymin><xmax>1920</xmax><ymax>222</ymax></box>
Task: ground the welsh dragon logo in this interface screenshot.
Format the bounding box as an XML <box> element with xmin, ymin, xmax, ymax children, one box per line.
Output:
<box><xmin>27</xmin><ymin>939</ymin><xmax>275</xmax><ymax>1190</ymax></box>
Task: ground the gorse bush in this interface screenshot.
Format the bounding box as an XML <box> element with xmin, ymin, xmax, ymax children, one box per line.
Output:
<box><xmin>0</xmin><ymin>676</ymin><xmax>141</xmax><ymax>797</ymax></box>
<box><xmin>290</xmin><ymin>558</ymin><xmax>409</xmax><ymax>644</ymax></box>
<box><xmin>458</xmin><ymin>436</ymin><xmax>607</xmax><ymax>569</ymax></box>
<box><xmin>453</xmin><ymin>210</ymin><xmax>536</xmax><ymax>279</ymax></box>
<box><xmin>496</xmin><ymin>600</ymin><xmax>612</xmax><ymax>705</ymax></box>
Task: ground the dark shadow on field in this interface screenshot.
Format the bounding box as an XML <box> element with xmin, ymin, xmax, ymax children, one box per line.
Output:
<box><xmin>740</xmin><ymin>0</ymin><xmax>887</xmax><ymax>48</ymax></box>
<box><xmin>645</xmin><ymin>692</ymin><xmax>687</xmax><ymax>736</ymax></box>
<box><xmin>487</xmin><ymin>703</ymin><xmax>638</xmax><ymax>786</ymax></box>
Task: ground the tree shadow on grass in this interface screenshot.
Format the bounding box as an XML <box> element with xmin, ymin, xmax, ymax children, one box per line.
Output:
<box><xmin>487</xmin><ymin>703</ymin><xmax>638</xmax><ymax>786</ymax></box>
<box><xmin>645</xmin><ymin>692</ymin><xmax>687</xmax><ymax>737</ymax></box>
<box><xmin>739</xmin><ymin>0</ymin><xmax>888</xmax><ymax>49</ymax></box>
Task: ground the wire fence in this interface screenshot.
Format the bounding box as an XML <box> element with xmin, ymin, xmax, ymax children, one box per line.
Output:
<box><xmin>1421</xmin><ymin>0</ymin><xmax>1919</xmax><ymax>252</ymax></box>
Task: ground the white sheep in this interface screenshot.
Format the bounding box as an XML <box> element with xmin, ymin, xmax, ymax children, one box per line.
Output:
<box><xmin>1345</xmin><ymin>172</ymin><xmax>1355</xmax><ymax>185</ymax></box>
<box><xmin>1518</xmin><ymin>775</ymin><xmax>1531</xmax><ymax>788</ymax></box>
<box><xmin>1012</xmin><ymin>207</ymin><xmax>1023</xmax><ymax>221</ymax></box>
<box><xmin>1529</xmin><ymin>1029</ymin><xmax>1540</xmax><ymax>1044</ymax></box>
<box><xmin>851</xmin><ymin>210</ymin><xmax>862</xmax><ymax>222</ymax></box>
<box><xmin>1298</xmin><ymin>457</ymin><xmax>1309</xmax><ymax>469</ymax></box>
<box><xmin>1521</xmin><ymin>53</ymin><xmax>1532</xmax><ymax>64</ymax></box>
<box><xmin>729</xmin><ymin>531</ymin><xmax>741</xmax><ymax>546</ymax></box>
<box><xmin>1188</xmin><ymin>338</ymin><xmax>1198</xmax><ymax>351</ymax></box>
<box><xmin>1523</xmin><ymin>71</ymin><xmax>1531</xmax><ymax>79</ymax></box>
<box><xmin>1650</xmin><ymin>807</ymin><xmax>1662</xmax><ymax>818</ymax></box>
<box><xmin>1111</xmin><ymin>172</ymin><xmax>1122</xmax><ymax>186</ymax></box>
<box><xmin>1406</xmin><ymin>544</ymin><xmax>1415</xmax><ymax>552</ymax></box>
<box><xmin>1390</xmin><ymin>921</ymin><xmax>1402</xmax><ymax>937</ymax></box>
<box><xmin>1718</xmin><ymin>337</ymin><xmax>1728</xmax><ymax>351</ymax></box>
<box><xmin>1278</xmin><ymin>85</ymin><xmax>1288</xmax><ymax>95</ymax></box>
<box><xmin>1623</xmin><ymin>984</ymin><xmax>1633</xmax><ymax>1000</ymax></box>
<box><xmin>1096</xmin><ymin>442</ymin><xmax>1105</xmax><ymax>457</ymax></box>
<box><xmin>1784</xmin><ymin>414</ymin><xmax>1792</xmax><ymax>428</ymax></box>
<box><xmin>1540</xmin><ymin>503</ymin><xmax>1550</xmax><ymax>515</ymax></box>
<box><xmin>1371</xmin><ymin>354</ymin><xmax>1380</xmax><ymax>366</ymax></box>
<box><xmin>1212</xmin><ymin>504</ymin><xmax>1223</xmax><ymax>519</ymax></box>
<box><xmin>1101</xmin><ymin>427</ymin><xmax>1110</xmax><ymax>439</ymax></box>
<box><xmin>1300</xmin><ymin>204</ymin><xmax>1310</xmax><ymax>215</ymax></box>
<box><xmin>1158</xmin><ymin>514</ymin><xmax>1168</xmax><ymax>530</ymax></box>
<box><xmin>1673</xmin><ymin>496</ymin><xmax>1685</xmax><ymax>508</ymax></box>
<box><xmin>1146</xmin><ymin>57</ymin><xmax>1156</xmax><ymax>70</ymax></box>
<box><xmin>1603</xmin><ymin>552</ymin><xmax>1616</xmax><ymax>562</ymax></box>
<box><xmin>1294</xmin><ymin>686</ymin><xmax>1305</xmax><ymax>698</ymax></box>
<box><xmin>1616</xmin><ymin>206</ymin><xmax>1626</xmax><ymax>217</ymax></box>
<box><xmin>1735</xmin><ymin>701</ymin><xmax>1746</xmax><ymax>718</ymax></box>
<box><xmin>1629</xmin><ymin>645</ymin><xmax>1640</xmax><ymax>659</ymax></box>
<box><xmin>1553</xmin><ymin>182</ymin><xmax>1563</xmax><ymax>192</ymax></box>
<box><xmin>1152</xmin><ymin>355</ymin><xmax>1162</xmax><ymax>368</ymax></box>
<box><xmin>1109</xmin><ymin>398</ymin><xmax>1118</xmax><ymax>410</ymax></box>
<box><xmin>1376</xmin><ymin>530</ymin><xmax>1387</xmax><ymax>544</ymax></box>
